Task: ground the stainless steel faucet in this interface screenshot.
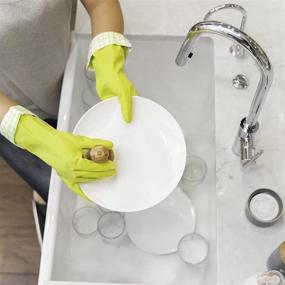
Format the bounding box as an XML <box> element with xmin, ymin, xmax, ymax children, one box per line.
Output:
<box><xmin>204</xmin><ymin>4</ymin><xmax>247</xmax><ymax>58</ymax></box>
<box><xmin>176</xmin><ymin>21</ymin><xmax>273</xmax><ymax>168</ymax></box>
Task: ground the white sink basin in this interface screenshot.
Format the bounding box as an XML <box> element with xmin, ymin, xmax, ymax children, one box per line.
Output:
<box><xmin>38</xmin><ymin>34</ymin><xmax>216</xmax><ymax>285</ymax></box>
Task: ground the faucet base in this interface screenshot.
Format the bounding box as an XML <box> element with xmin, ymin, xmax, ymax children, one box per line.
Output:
<box><xmin>232</xmin><ymin>118</ymin><xmax>262</xmax><ymax>168</ymax></box>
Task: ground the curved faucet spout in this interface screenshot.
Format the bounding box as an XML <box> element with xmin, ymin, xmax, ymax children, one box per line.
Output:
<box><xmin>204</xmin><ymin>4</ymin><xmax>247</xmax><ymax>31</ymax></box>
<box><xmin>176</xmin><ymin>20</ymin><xmax>273</xmax><ymax>128</ymax></box>
<box><xmin>204</xmin><ymin>4</ymin><xmax>248</xmax><ymax>58</ymax></box>
<box><xmin>176</xmin><ymin>21</ymin><xmax>273</xmax><ymax>168</ymax></box>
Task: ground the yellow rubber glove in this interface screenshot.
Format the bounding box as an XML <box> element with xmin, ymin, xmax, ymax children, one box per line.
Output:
<box><xmin>91</xmin><ymin>45</ymin><xmax>137</xmax><ymax>123</ymax></box>
<box><xmin>14</xmin><ymin>115</ymin><xmax>116</xmax><ymax>200</ymax></box>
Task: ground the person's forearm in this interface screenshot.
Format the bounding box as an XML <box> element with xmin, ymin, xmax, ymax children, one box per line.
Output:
<box><xmin>0</xmin><ymin>91</ymin><xmax>17</xmax><ymax>123</ymax></box>
<box><xmin>81</xmin><ymin>0</ymin><xmax>123</xmax><ymax>37</ymax></box>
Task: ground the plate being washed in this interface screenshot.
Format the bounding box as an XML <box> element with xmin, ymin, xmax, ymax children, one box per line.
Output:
<box><xmin>125</xmin><ymin>187</ymin><xmax>196</xmax><ymax>254</ymax></box>
<box><xmin>73</xmin><ymin>97</ymin><xmax>186</xmax><ymax>212</ymax></box>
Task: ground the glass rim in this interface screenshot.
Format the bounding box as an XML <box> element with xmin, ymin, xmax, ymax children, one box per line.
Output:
<box><xmin>97</xmin><ymin>211</ymin><xmax>126</xmax><ymax>240</ymax></box>
<box><xmin>182</xmin><ymin>155</ymin><xmax>208</xmax><ymax>182</ymax></box>
<box><xmin>72</xmin><ymin>206</ymin><xmax>100</xmax><ymax>237</ymax></box>
<box><xmin>177</xmin><ymin>232</ymin><xmax>209</xmax><ymax>265</ymax></box>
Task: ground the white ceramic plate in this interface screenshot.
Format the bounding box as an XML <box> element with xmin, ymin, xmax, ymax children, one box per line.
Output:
<box><xmin>73</xmin><ymin>97</ymin><xmax>186</xmax><ymax>212</ymax></box>
<box><xmin>125</xmin><ymin>187</ymin><xmax>196</xmax><ymax>254</ymax></box>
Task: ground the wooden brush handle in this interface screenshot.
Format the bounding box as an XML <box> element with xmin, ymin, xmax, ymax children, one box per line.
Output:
<box><xmin>83</xmin><ymin>145</ymin><xmax>114</xmax><ymax>163</ymax></box>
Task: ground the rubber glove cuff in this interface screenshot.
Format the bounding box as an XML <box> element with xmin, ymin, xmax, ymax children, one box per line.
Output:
<box><xmin>86</xmin><ymin>32</ymin><xmax>132</xmax><ymax>71</ymax></box>
<box><xmin>0</xmin><ymin>105</ymin><xmax>35</xmax><ymax>144</ymax></box>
